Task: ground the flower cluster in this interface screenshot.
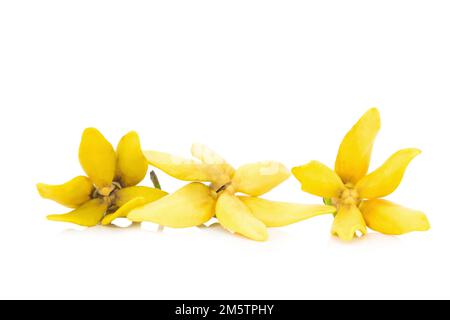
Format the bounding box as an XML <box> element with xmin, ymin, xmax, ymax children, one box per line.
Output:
<box><xmin>37</xmin><ymin>109</ymin><xmax>430</xmax><ymax>242</ymax></box>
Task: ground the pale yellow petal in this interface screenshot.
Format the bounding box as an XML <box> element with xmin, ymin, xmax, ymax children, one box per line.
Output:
<box><xmin>356</xmin><ymin>148</ymin><xmax>421</xmax><ymax>199</ymax></box>
<box><xmin>215</xmin><ymin>193</ymin><xmax>268</xmax><ymax>241</ymax></box>
<box><xmin>102</xmin><ymin>197</ymin><xmax>148</xmax><ymax>225</ymax></box>
<box><xmin>47</xmin><ymin>198</ymin><xmax>107</xmax><ymax>227</ymax></box>
<box><xmin>191</xmin><ymin>143</ymin><xmax>235</xmax><ymax>178</ymax></box>
<box><xmin>232</xmin><ymin>161</ymin><xmax>290</xmax><ymax>196</ymax></box>
<box><xmin>79</xmin><ymin>128</ymin><xmax>116</xmax><ymax>188</ymax></box>
<box><xmin>360</xmin><ymin>199</ymin><xmax>430</xmax><ymax>235</ymax></box>
<box><xmin>115</xmin><ymin>131</ymin><xmax>148</xmax><ymax>187</ymax></box>
<box><xmin>331</xmin><ymin>205</ymin><xmax>367</xmax><ymax>241</ymax></box>
<box><xmin>115</xmin><ymin>186</ymin><xmax>168</xmax><ymax>207</ymax></box>
<box><xmin>239</xmin><ymin>196</ymin><xmax>336</xmax><ymax>227</ymax></box>
<box><xmin>335</xmin><ymin>108</ymin><xmax>381</xmax><ymax>184</ymax></box>
<box><xmin>128</xmin><ymin>182</ymin><xmax>215</xmax><ymax>228</ymax></box>
<box><xmin>37</xmin><ymin>176</ymin><xmax>94</xmax><ymax>208</ymax></box>
<box><xmin>292</xmin><ymin>161</ymin><xmax>345</xmax><ymax>198</ymax></box>
<box><xmin>144</xmin><ymin>150</ymin><xmax>229</xmax><ymax>183</ymax></box>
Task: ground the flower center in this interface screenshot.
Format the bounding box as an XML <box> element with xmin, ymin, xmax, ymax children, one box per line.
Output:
<box><xmin>335</xmin><ymin>183</ymin><xmax>360</xmax><ymax>208</ymax></box>
<box><xmin>92</xmin><ymin>181</ymin><xmax>122</xmax><ymax>208</ymax></box>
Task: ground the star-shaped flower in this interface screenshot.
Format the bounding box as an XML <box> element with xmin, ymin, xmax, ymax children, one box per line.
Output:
<box><xmin>128</xmin><ymin>144</ymin><xmax>335</xmax><ymax>241</ymax></box>
<box><xmin>37</xmin><ymin>128</ymin><xmax>167</xmax><ymax>226</ymax></box>
<box><xmin>292</xmin><ymin>108</ymin><xmax>430</xmax><ymax>241</ymax></box>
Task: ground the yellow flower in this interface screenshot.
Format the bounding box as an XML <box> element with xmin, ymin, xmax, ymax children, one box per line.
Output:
<box><xmin>292</xmin><ymin>108</ymin><xmax>430</xmax><ymax>241</ymax></box>
<box><xmin>127</xmin><ymin>144</ymin><xmax>335</xmax><ymax>241</ymax></box>
<box><xmin>37</xmin><ymin>128</ymin><xmax>167</xmax><ymax>226</ymax></box>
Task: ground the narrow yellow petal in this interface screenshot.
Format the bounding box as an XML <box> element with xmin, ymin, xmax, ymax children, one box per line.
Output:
<box><xmin>215</xmin><ymin>193</ymin><xmax>268</xmax><ymax>241</ymax></box>
<box><xmin>115</xmin><ymin>131</ymin><xmax>148</xmax><ymax>187</ymax></box>
<box><xmin>102</xmin><ymin>197</ymin><xmax>148</xmax><ymax>225</ymax></box>
<box><xmin>115</xmin><ymin>186</ymin><xmax>168</xmax><ymax>207</ymax></box>
<box><xmin>239</xmin><ymin>196</ymin><xmax>336</xmax><ymax>227</ymax></box>
<box><xmin>79</xmin><ymin>128</ymin><xmax>116</xmax><ymax>188</ymax></box>
<box><xmin>128</xmin><ymin>182</ymin><xmax>215</xmax><ymax>228</ymax></box>
<box><xmin>356</xmin><ymin>148</ymin><xmax>421</xmax><ymax>199</ymax></box>
<box><xmin>37</xmin><ymin>176</ymin><xmax>94</xmax><ymax>208</ymax></box>
<box><xmin>144</xmin><ymin>150</ymin><xmax>229</xmax><ymax>183</ymax></box>
<box><xmin>331</xmin><ymin>205</ymin><xmax>367</xmax><ymax>241</ymax></box>
<box><xmin>47</xmin><ymin>198</ymin><xmax>107</xmax><ymax>227</ymax></box>
<box><xmin>335</xmin><ymin>108</ymin><xmax>381</xmax><ymax>184</ymax></box>
<box><xmin>360</xmin><ymin>199</ymin><xmax>430</xmax><ymax>235</ymax></box>
<box><xmin>232</xmin><ymin>161</ymin><xmax>290</xmax><ymax>196</ymax></box>
<box><xmin>292</xmin><ymin>161</ymin><xmax>345</xmax><ymax>198</ymax></box>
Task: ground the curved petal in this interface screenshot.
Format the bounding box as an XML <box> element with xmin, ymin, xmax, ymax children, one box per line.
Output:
<box><xmin>144</xmin><ymin>150</ymin><xmax>229</xmax><ymax>183</ymax></box>
<box><xmin>335</xmin><ymin>108</ymin><xmax>381</xmax><ymax>184</ymax></box>
<box><xmin>360</xmin><ymin>199</ymin><xmax>430</xmax><ymax>235</ymax></box>
<box><xmin>79</xmin><ymin>128</ymin><xmax>116</xmax><ymax>189</ymax></box>
<box><xmin>128</xmin><ymin>182</ymin><xmax>215</xmax><ymax>228</ymax></box>
<box><xmin>292</xmin><ymin>161</ymin><xmax>345</xmax><ymax>198</ymax></box>
<box><xmin>37</xmin><ymin>176</ymin><xmax>94</xmax><ymax>208</ymax></box>
<box><xmin>232</xmin><ymin>161</ymin><xmax>290</xmax><ymax>196</ymax></box>
<box><xmin>115</xmin><ymin>131</ymin><xmax>148</xmax><ymax>187</ymax></box>
<box><xmin>356</xmin><ymin>148</ymin><xmax>421</xmax><ymax>199</ymax></box>
<box><xmin>47</xmin><ymin>198</ymin><xmax>107</xmax><ymax>227</ymax></box>
<box><xmin>191</xmin><ymin>143</ymin><xmax>235</xmax><ymax>179</ymax></box>
<box><xmin>239</xmin><ymin>196</ymin><xmax>336</xmax><ymax>227</ymax></box>
<box><xmin>115</xmin><ymin>186</ymin><xmax>168</xmax><ymax>207</ymax></box>
<box><xmin>215</xmin><ymin>193</ymin><xmax>268</xmax><ymax>241</ymax></box>
<box><xmin>102</xmin><ymin>197</ymin><xmax>148</xmax><ymax>225</ymax></box>
<box><xmin>331</xmin><ymin>205</ymin><xmax>367</xmax><ymax>241</ymax></box>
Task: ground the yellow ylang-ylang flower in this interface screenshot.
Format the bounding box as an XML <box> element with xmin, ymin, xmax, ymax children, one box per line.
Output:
<box><xmin>127</xmin><ymin>144</ymin><xmax>335</xmax><ymax>241</ymax></box>
<box><xmin>292</xmin><ymin>108</ymin><xmax>430</xmax><ymax>241</ymax></box>
<box><xmin>37</xmin><ymin>128</ymin><xmax>167</xmax><ymax>227</ymax></box>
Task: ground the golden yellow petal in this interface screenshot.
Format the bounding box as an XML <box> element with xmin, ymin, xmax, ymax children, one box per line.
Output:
<box><xmin>239</xmin><ymin>196</ymin><xmax>336</xmax><ymax>227</ymax></box>
<box><xmin>115</xmin><ymin>131</ymin><xmax>148</xmax><ymax>187</ymax></box>
<box><xmin>144</xmin><ymin>150</ymin><xmax>229</xmax><ymax>183</ymax></box>
<box><xmin>115</xmin><ymin>186</ymin><xmax>168</xmax><ymax>207</ymax></box>
<box><xmin>292</xmin><ymin>161</ymin><xmax>345</xmax><ymax>198</ymax></box>
<box><xmin>232</xmin><ymin>161</ymin><xmax>290</xmax><ymax>196</ymax></box>
<box><xmin>79</xmin><ymin>128</ymin><xmax>116</xmax><ymax>188</ymax></box>
<box><xmin>360</xmin><ymin>199</ymin><xmax>430</xmax><ymax>235</ymax></box>
<box><xmin>356</xmin><ymin>148</ymin><xmax>421</xmax><ymax>199</ymax></box>
<box><xmin>331</xmin><ymin>205</ymin><xmax>367</xmax><ymax>241</ymax></box>
<box><xmin>127</xmin><ymin>182</ymin><xmax>215</xmax><ymax>228</ymax></box>
<box><xmin>37</xmin><ymin>176</ymin><xmax>94</xmax><ymax>208</ymax></box>
<box><xmin>335</xmin><ymin>108</ymin><xmax>381</xmax><ymax>184</ymax></box>
<box><xmin>47</xmin><ymin>198</ymin><xmax>107</xmax><ymax>227</ymax></box>
<box><xmin>102</xmin><ymin>197</ymin><xmax>148</xmax><ymax>225</ymax></box>
<box><xmin>215</xmin><ymin>193</ymin><xmax>268</xmax><ymax>241</ymax></box>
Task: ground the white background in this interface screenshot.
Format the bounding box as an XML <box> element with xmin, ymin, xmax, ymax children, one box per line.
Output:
<box><xmin>1</xmin><ymin>0</ymin><xmax>449</xmax><ymax>299</ymax></box>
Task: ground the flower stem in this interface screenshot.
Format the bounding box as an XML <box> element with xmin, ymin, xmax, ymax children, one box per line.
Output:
<box><xmin>150</xmin><ymin>170</ymin><xmax>164</xmax><ymax>232</ymax></box>
<box><xmin>150</xmin><ymin>170</ymin><xmax>161</xmax><ymax>190</ymax></box>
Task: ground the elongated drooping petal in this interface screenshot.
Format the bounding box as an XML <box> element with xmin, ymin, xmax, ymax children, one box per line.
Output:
<box><xmin>79</xmin><ymin>128</ymin><xmax>116</xmax><ymax>189</ymax></box>
<box><xmin>128</xmin><ymin>182</ymin><xmax>215</xmax><ymax>228</ymax></box>
<box><xmin>145</xmin><ymin>150</ymin><xmax>229</xmax><ymax>183</ymax></box>
<box><xmin>335</xmin><ymin>108</ymin><xmax>381</xmax><ymax>184</ymax></box>
<box><xmin>115</xmin><ymin>186</ymin><xmax>168</xmax><ymax>207</ymax></box>
<box><xmin>356</xmin><ymin>148</ymin><xmax>421</xmax><ymax>199</ymax></box>
<box><xmin>292</xmin><ymin>161</ymin><xmax>345</xmax><ymax>198</ymax></box>
<box><xmin>360</xmin><ymin>199</ymin><xmax>430</xmax><ymax>235</ymax></box>
<box><xmin>115</xmin><ymin>131</ymin><xmax>148</xmax><ymax>187</ymax></box>
<box><xmin>239</xmin><ymin>196</ymin><xmax>336</xmax><ymax>227</ymax></box>
<box><xmin>47</xmin><ymin>198</ymin><xmax>107</xmax><ymax>227</ymax></box>
<box><xmin>37</xmin><ymin>176</ymin><xmax>94</xmax><ymax>208</ymax></box>
<box><xmin>331</xmin><ymin>205</ymin><xmax>367</xmax><ymax>241</ymax></box>
<box><xmin>102</xmin><ymin>197</ymin><xmax>148</xmax><ymax>225</ymax></box>
<box><xmin>216</xmin><ymin>193</ymin><xmax>268</xmax><ymax>241</ymax></box>
<box><xmin>232</xmin><ymin>162</ymin><xmax>290</xmax><ymax>196</ymax></box>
